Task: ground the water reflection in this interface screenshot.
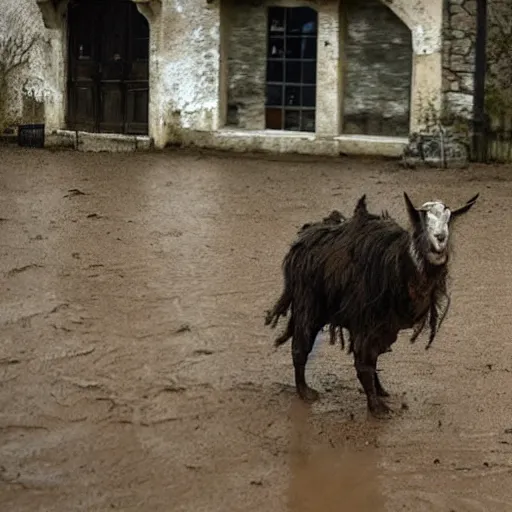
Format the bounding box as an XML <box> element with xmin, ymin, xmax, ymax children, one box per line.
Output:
<box><xmin>287</xmin><ymin>401</ymin><xmax>385</xmax><ymax>512</ymax></box>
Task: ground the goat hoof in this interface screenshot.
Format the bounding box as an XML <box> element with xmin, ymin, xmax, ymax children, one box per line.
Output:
<box><xmin>298</xmin><ymin>385</ymin><xmax>320</xmax><ymax>403</ymax></box>
<box><xmin>368</xmin><ymin>398</ymin><xmax>392</xmax><ymax>418</ymax></box>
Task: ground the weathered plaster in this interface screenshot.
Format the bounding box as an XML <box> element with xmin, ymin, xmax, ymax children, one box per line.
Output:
<box><xmin>0</xmin><ymin>0</ymin><xmax>63</xmax><ymax>130</ymax></box>
<box><xmin>133</xmin><ymin>0</ymin><xmax>162</xmax><ymax>21</ymax></box>
<box><xmin>36</xmin><ymin>0</ymin><xmax>68</xmax><ymax>29</ymax></box>
<box><xmin>383</xmin><ymin>0</ymin><xmax>442</xmax><ymax>55</ymax></box>
<box><xmin>410</xmin><ymin>52</ymin><xmax>444</xmax><ymax>132</ymax></box>
<box><xmin>153</xmin><ymin>0</ymin><xmax>221</xmax><ymax>146</ymax></box>
<box><xmin>315</xmin><ymin>2</ymin><xmax>341</xmax><ymax>136</ymax></box>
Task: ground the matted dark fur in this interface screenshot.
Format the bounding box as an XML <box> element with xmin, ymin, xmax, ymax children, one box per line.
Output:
<box><xmin>265</xmin><ymin>209</ymin><xmax>347</xmax><ymax>348</ymax></box>
<box><xmin>265</xmin><ymin>192</ymin><xmax>479</xmax><ymax>417</ymax></box>
<box><xmin>264</xmin><ymin>203</ymin><xmax>394</xmax><ymax>349</ymax></box>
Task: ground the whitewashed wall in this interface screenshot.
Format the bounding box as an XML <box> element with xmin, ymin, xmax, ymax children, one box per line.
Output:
<box><xmin>0</xmin><ymin>0</ymin><xmax>60</xmax><ymax>128</ymax></box>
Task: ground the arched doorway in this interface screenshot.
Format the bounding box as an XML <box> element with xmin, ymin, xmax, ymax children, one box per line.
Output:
<box><xmin>67</xmin><ymin>0</ymin><xmax>149</xmax><ymax>134</ymax></box>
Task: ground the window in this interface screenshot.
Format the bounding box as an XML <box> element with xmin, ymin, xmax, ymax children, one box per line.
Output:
<box><xmin>265</xmin><ymin>7</ymin><xmax>317</xmax><ymax>132</ymax></box>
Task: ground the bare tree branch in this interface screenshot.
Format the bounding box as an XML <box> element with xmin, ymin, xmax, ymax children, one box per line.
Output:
<box><xmin>0</xmin><ymin>8</ymin><xmax>41</xmax><ymax>78</ymax></box>
<box><xmin>0</xmin><ymin>34</ymin><xmax>39</xmax><ymax>77</ymax></box>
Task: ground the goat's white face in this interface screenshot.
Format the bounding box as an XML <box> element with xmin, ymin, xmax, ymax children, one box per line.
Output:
<box><xmin>420</xmin><ymin>201</ymin><xmax>451</xmax><ymax>265</ymax></box>
<box><xmin>405</xmin><ymin>191</ymin><xmax>479</xmax><ymax>269</ymax></box>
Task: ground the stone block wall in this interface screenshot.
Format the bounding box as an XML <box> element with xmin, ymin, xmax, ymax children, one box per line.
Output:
<box><xmin>442</xmin><ymin>0</ymin><xmax>477</xmax><ymax>120</ymax></box>
<box><xmin>485</xmin><ymin>0</ymin><xmax>512</xmax><ymax>120</ymax></box>
<box><xmin>342</xmin><ymin>0</ymin><xmax>413</xmax><ymax>137</ymax></box>
<box><xmin>224</xmin><ymin>1</ymin><xmax>266</xmax><ymax>129</ymax></box>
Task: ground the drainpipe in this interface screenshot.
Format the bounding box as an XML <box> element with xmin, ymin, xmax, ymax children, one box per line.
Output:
<box><xmin>473</xmin><ymin>0</ymin><xmax>487</xmax><ymax>161</ymax></box>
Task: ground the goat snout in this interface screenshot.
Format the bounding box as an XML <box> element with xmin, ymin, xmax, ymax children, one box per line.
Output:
<box><xmin>435</xmin><ymin>233</ymin><xmax>447</xmax><ymax>243</ymax></box>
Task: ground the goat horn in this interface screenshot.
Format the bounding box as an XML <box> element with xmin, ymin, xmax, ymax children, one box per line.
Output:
<box><xmin>403</xmin><ymin>192</ymin><xmax>417</xmax><ymax>210</ymax></box>
<box><xmin>354</xmin><ymin>194</ymin><xmax>368</xmax><ymax>214</ymax></box>
<box><xmin>450</xmin><ymin>192</ymin><xmax>480</xmax><ymax>217</ymax></box>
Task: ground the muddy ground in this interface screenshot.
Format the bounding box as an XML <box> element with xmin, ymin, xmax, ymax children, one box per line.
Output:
<box><xmin>1</xmin><ymin>145</ymin><xmax>512</xmax><ymax>511</ymax></box>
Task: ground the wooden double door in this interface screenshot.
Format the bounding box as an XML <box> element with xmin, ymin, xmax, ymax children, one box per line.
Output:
<box><xmin>67</xmin><ymin>0</ymin><xmax>149</xmax><ymax>134</ymax></box>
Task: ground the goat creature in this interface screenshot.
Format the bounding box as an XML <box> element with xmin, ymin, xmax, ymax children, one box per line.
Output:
<box><xmin>265</xmin><ymin>192</ymin><xmax>479</xmax><ymax>417</ymax></box>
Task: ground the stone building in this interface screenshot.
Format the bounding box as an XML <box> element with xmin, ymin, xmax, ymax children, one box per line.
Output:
<box><xmin>0</xmin><ymin>0</ymin><xmax>478</xmax><ymax>155</ymax></box>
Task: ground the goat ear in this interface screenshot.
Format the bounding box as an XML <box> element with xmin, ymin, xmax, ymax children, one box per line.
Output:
<box><xmin>354</xmin><ymin>194</ymin><xmax>368</xmax><ymax>215</ymax></box>
<box><xmin>403</xmin><ymin>192</ymin><xmax>420</xmax><ymax>225</ymax></box>
<box><xmin>450</xmin><ymin>193</ymin><xmax>479</xmax><ymax>219</ymax></box>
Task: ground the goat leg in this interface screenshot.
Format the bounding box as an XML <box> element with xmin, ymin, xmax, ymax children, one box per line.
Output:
<box><xmin>354</xmin><ymin>347</ymin><xmax>390</xmax><ymax>417</ymax></box>
<box><xmin>374</xmin><ymin>371</ymin><xmax>389</xmax><ymax>397</ymax></box>
<box><xmin>292</xmin><ymin>326</ymin><xmax>320</xmax><ymax>403</ymax></box>
<box><xmin>294</xmin><ymin>363</ymin><xmax>319</xmax><ymax>403</ymax></box>
<box><xmin>374</xmin><ymin>332</ymin><xmax>397</xmax><ymax>397</ymax></box>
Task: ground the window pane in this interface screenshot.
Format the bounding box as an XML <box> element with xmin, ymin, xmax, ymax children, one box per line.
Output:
<box><xmin>284</xmin><ymin>110</ymin><xmax>300</xmax><ymax>131</ymax></box>
<box><xmin>302</xmin><ymin>61</ymin><xmax>316</xmax><ymax>84</ymax></box>
<box><xmin>266</xmin><ymin>84</ymin><xmax>283</xmax><ymax>106</ymax></box>
<box><xmin>301</xmin><ymin>110</ymin><xmax>315</xmax><ymax>132</ymax></box>
<box><xmin>268</xmin><ymin>7</ymin><xmax>285</xmax><ymax>33</ymax></box>
<box><xmin>302</xmin><ymin>38</ymin><xmax>317</xmax><ymax>59</ymax></box>
<box><xmin>302</xmin><ymin>86</ymin><xmax>316</xmax><ymax>107</ymax></box>
<box><xmin>286</xmin><ymin>38</ymin><xmax>302</xmax><ymax>59</ymax></box>
<box><xmin>266</xmin><ymin>61</ymin><xmax>283</xmax><ymax>82</ymax></box>
<box><xmin>285</xmin><ymin>85</ymin><xmax>300</xmax><ymax>106</ymax></box>
<box><xmin>301</xmin><ymin>20</ymin><xmax>317</xmax><ymax>35</ymax></box>
<box><xmin>285</xmin><ymin>61</ymin><xmax>301</xmax><ymax>83</ymax></box>
<box><xmin>266</xmin><ymin>6</ymin><xmax>317</xmax><ymax>134</ymax></box>
<box><xmin>266</xmin><ymin>108</ymin><xmax>282</xmax><ymax>130</ymax></box>
<box><xmin>268</xmin><ymin>37</ymin><xmax>285</xmax><ymax>58</ymax></box>
<box><xmin>286</xmin><ymin>7</ymin><xmax>317</xmax><ymax>35</ymax></box>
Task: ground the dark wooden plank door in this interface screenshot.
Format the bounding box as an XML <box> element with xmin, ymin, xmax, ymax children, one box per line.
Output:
<box><xmin>98</xmin><ymin>1</ymin><xmax>128</xmax><ymax>133</ymax></box>
<box><xmin>67</xmin><ymin>1</ymin><xmax>101</xmax><ymax>132</ymax></box>
<box><xmin>125</xmin><ymin>5</ymin><xmax>150</xmax><ymax>135</ymax></box>
<box><xmin>67</xmin><ymin>0</ymin><xmax>149</xmax><ymax>135</ymax></box>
